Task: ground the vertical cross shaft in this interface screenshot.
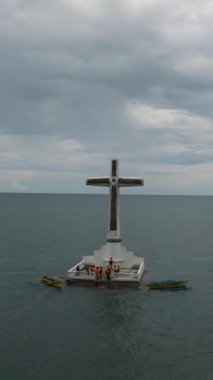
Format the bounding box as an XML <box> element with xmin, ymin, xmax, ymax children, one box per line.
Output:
<box><xmin>108</xmin><ymin>159</ymin><xmax>120</xmax><ymax>242</ymax></box>
<box><xmin>86</xmin><ymin>159</ymin><xmax>144</xmax><ymax>243</ymax></box>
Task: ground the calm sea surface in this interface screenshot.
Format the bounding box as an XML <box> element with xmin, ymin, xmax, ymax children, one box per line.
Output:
<box><xmin>0</xmin><ymin>194</ymin><xmax>212</xmax><ymax>380</ymax></box>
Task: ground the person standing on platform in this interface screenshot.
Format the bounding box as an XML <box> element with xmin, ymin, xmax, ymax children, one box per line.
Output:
<box><xmin>90</xmin><ymin>265</ymin><xmax>95</xmax><ymax>277</ymax></box>
<box><xmin>76</xmin><ymin>265</ymin><xmax>80</xmax><ymax>276</ymax></box>
<box><xmin>99</xmin><ymin>267</ymin><xmax>102</xmax><ymax>281</ymax></box>
<box><xmin>105</xmin><ymin>266</ymin><xmax>110</xmax><ymax>281</ymax></box>
<box><xmin>95</xmin><ymin>267</ymin><xmax>100</xmax><ymax>281</ymax></box>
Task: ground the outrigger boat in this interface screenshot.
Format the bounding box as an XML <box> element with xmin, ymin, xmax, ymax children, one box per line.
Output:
<box><xmin>41</xmin><ymin>276</ymin><xmax>64</xmax><ymax>289</ymax></box>
<box><xmin>146</xmin><ymin>280</ymin><xmax>188</xmax><ymax>290</ymax></box>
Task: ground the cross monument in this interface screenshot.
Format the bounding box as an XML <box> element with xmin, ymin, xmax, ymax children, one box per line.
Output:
<box><xmin>86</xmin><ymin>159</ymin><xmax>144</xmax><ymax>267</ymax></box>
<box><xmin>67</xmin><ymin>159</ymin><xmax>145</xmax><ymax>283</ymax></box>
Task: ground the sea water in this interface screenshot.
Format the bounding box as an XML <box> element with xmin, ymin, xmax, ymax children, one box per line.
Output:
<box><xmin>0</xmin><ymin>194</ymin><xmax>212</xmax><ymax>380</ymax></box>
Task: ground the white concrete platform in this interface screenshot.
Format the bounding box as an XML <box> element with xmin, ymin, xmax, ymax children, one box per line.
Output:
<box><xmin>67</xmin><ymin>247</ymin><xmax>145</xmax><ymax>284</ymax></box>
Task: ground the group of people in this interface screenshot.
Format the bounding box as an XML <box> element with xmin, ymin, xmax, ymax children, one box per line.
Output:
<box><xmin>88</xmin><ymin>257</ymin><xmax>120</xmax><ymax>281</ymax></box>
<box><xmin>90</xmin><ymin>265</ymin><xmax>103</xmax><ymax>280</ymax></box>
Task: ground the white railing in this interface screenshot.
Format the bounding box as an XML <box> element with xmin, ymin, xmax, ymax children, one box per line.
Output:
<box><xmin>68</xmin><ymin>270</ymin><xmax>139</xmax><ymax>281</ymax></box>
<box><xmin>137</xmin><ymin>260</ymin><xmax>145</xmax><ymax>278</ymax></box>
<box><xmin>112</xmin><ymin>271</ymin><xmax>139</xmax><ymax>281</ymax></box>
<box><xmin>67</xmin><ymin>260</ymin><xmax>145</xmax><ymax>282</ymax></box>
<box><xmin>68</xmin><ymin>259</ymin><xmax>85</xmax><ymax>273</ymax></box>
<box><xmin>68</xmin><ymin>271</ymin><xmax>95</xmax><ymax>279</ymax></box>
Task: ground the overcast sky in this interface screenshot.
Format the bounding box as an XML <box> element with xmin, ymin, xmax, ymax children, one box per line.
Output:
<box><xmin>1</xmin><ymin>0</ymin><xmax>213</xmax><ymax>195</ymax></box>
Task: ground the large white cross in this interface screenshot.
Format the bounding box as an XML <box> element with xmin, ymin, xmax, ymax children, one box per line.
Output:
<box><xmin>86</xmin><ymin>159</ymin><xmax>144</xmax><ymax>242</ymax></box>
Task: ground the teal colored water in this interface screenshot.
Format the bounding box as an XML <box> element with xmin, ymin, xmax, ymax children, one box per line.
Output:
<box><xmin>0</xmin><ymin>194</ymin><xmax>212</xmax><ymax>380</ymax></box>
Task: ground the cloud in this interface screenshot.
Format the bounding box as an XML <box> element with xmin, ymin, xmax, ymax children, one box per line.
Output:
<box><xmin>0</xmin><ymin>0</ymin><xmax>213</xmax><ymax>194</ymax></box>
<box><xmin>127</xmin><ymin>103</ymin><xmax>212</xmax><ymax>131</ymax></box>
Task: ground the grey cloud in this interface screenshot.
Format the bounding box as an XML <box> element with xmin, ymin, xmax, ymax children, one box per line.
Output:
<box><xmin>1</xmin><ymin>0</ymin><xmax>213</xmax><ymax>193</ymax></box>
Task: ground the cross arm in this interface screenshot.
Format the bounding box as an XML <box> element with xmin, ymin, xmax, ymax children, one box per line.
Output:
<box><xmin>118</xmin><ymin>178</ymin><xmax>144</xmax><ymax>187</ymax></box>
<box><xmin>86</xmin><ymin>177</ymin><xmax>110</xmax><ymax>186</ymax></box>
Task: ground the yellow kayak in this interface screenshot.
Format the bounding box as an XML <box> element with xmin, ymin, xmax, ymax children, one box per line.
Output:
<box><xmin>41</xmin><ymin>276</ymin><xmax>64</xmax><ymax>289</ymax></box>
